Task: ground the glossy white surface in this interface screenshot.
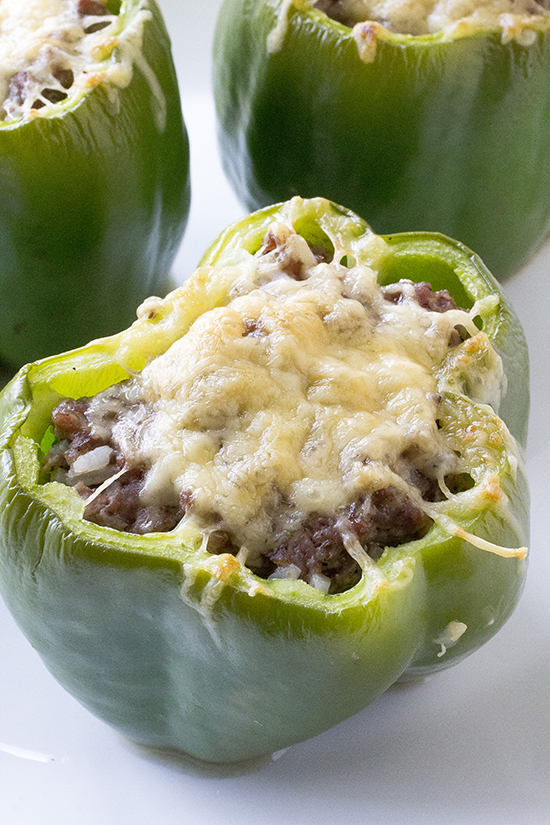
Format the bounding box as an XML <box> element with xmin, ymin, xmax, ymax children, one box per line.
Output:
<box><xmin>1</xmin><ymin>1</ymin><xmax>549</xmax><ymax>822</ymax></box>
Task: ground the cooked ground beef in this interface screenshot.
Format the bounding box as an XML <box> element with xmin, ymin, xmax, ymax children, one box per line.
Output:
<box><xmin>348</xmin><ymin>486</ymin><xmax>432</xmax><ymax>548</ymax></box>
<box><xmin>267</xmin><ymin>513</ymin><xmax>364</xmax><ymax>592</ymax></box>
<box><xmin>78</xmin><ymin>0</ymin><xmax>109</xmax><ymax>14</ymax></box>
<box><xmin>80</xmin><ymin>468</ymin><xmax>185</xmax><ymax>535</ymax></box>
<box><xmin>264</xmin><ymin>486</ymin><xmax>432</xmax><ymax>593</ymax></box>
<box><xmin>45</xmin><ymin>397</ymin><xmax>186</xmax><ymax>535</ymax></box>
<box><xmin>381</xmin><ymin>280</ymin><xmax>459</xmax><ymax>312</ymax></box>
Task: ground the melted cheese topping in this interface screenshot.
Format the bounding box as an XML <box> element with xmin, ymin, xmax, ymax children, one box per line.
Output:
<box><xmin>87</xmin><ymin>224</ymin><xmax>501</xmax><ymax>555</ymax></box>
<box><xmin>0</xmin><ymin>0</ymin><xmax>151</xmax><ymax>122</ymax></box>
<box><xmin>315</xmin><ymin>0</ymin><xmax>550</xmax><ymax>38</ymax></box>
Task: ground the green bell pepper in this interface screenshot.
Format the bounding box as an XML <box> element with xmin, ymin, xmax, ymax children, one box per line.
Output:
<box><xmin>0</xmin><ymin>198</ymin><xmax>529</xmax><ymax>762</ymax></box>
<box><xmin>213</xmin><ymin>0</ymin><xmax>550</xmax><ymax>279</ymax></box>
<box><xmin>0</xmin><ymin>0</ymin><xmax>190</xmax><ymax>371</ymax></box>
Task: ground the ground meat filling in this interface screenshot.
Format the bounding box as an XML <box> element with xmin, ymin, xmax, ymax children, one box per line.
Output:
<box><xmin>42</xmin><ymin>228</ymin><xmax>478</xmax><ymax>595</ymax></box>
<box><xmin>0</xmin><ymin>1</ymin><xmax>119</xmax><ymax>121</ymax></box>
<box><xmin>44</xmin><ymin>397</ymin><xmax>186</xmax><ymax>535</ymax></box>
<box><xmin>78</xmin><ymin>0</ymin><xmax>110</xmax><ymax>17</ymax></box>
<box><xmin>264</xmin><ymin>487</ymin><xmax>432</xmax><ymax>592</ymax></box>
<box><xmin>382</xmin><ymin>280</ymin><xmax>457</xmax><ymax>313</ymax></box>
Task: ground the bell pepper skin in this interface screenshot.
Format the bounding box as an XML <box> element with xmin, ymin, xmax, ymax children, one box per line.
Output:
<box><xmin>214</xmin><ymin>0</ymin><xmax>550</xmax><ymax>279</ymax></box>
<box><xmin>0</xmin><ymin>198</ymin><xmax>529</xmax><ymax>762</ymax></box>
<box><xmin>0</xmin><ymin>0</ymin><xmax>190</xmax><ymax>371</ymax></box>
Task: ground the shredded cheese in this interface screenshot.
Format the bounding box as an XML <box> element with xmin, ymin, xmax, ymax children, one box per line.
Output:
<box><xmin>434</xmin><ymin>619</ymin><xmax>468</xmax><ymax>657</ymax></box>
<box><xmin>0</xmin><ymin>0</ymin><xmax>153</xmax><ymax>123</ymax></box>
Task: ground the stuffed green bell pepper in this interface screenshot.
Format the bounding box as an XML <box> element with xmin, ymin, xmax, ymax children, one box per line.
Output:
<box><xmin>214</xmin><ymin>0</ymin><xmax>550</xmax><ymax>279</ymax></box>
<box><xmin>0</xmin><ymin>197</ymin><xmax>529</xmax><ymax>763</ymax></box>
<box><xmin>0</xmin><ymin>0</ymin><xmax>190</xmax><ymax>371</ymax></box>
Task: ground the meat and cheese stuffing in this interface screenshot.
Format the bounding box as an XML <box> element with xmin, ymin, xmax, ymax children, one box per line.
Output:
<box><xmin>44</xmin><ymin>222</ymin><xmax>504</xmax><ymax>594</ymax></box>
<box><xmin>0</xmin><ymin>0</ymin><xmax>147</xmax><ymax>122</ymax></box>
<box><xmin>314</xmin><ymin>0</ymin><xmax>550</xmax><ymax>38</ymax></box>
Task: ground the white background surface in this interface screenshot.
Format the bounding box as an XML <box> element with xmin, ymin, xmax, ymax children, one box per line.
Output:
<box><xmin>1</xmin><ymin>2</ymin><xmax>549</xmax><ymax>822</ymax></box>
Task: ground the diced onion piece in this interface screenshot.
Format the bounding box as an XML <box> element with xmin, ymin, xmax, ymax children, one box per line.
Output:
<box><xmin>309</xmin><ymin>572</ymin><xmax>331</xmax><ymax>594</ymax></box>
<box><xmin>71</xmin><ymin>445</ymin><xmax>113</xmax><ymax>475</ymax></box>
<box><xmin>269</xmin><ymin>563</ymin><xmax>301</xmax><ymax>580</ymax></box>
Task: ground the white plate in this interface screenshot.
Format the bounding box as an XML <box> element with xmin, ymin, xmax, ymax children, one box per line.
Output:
<box><xmin>1</xmin><ymin>2</ymin><xmax>549</xmax><ymax>822</ymax></box>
